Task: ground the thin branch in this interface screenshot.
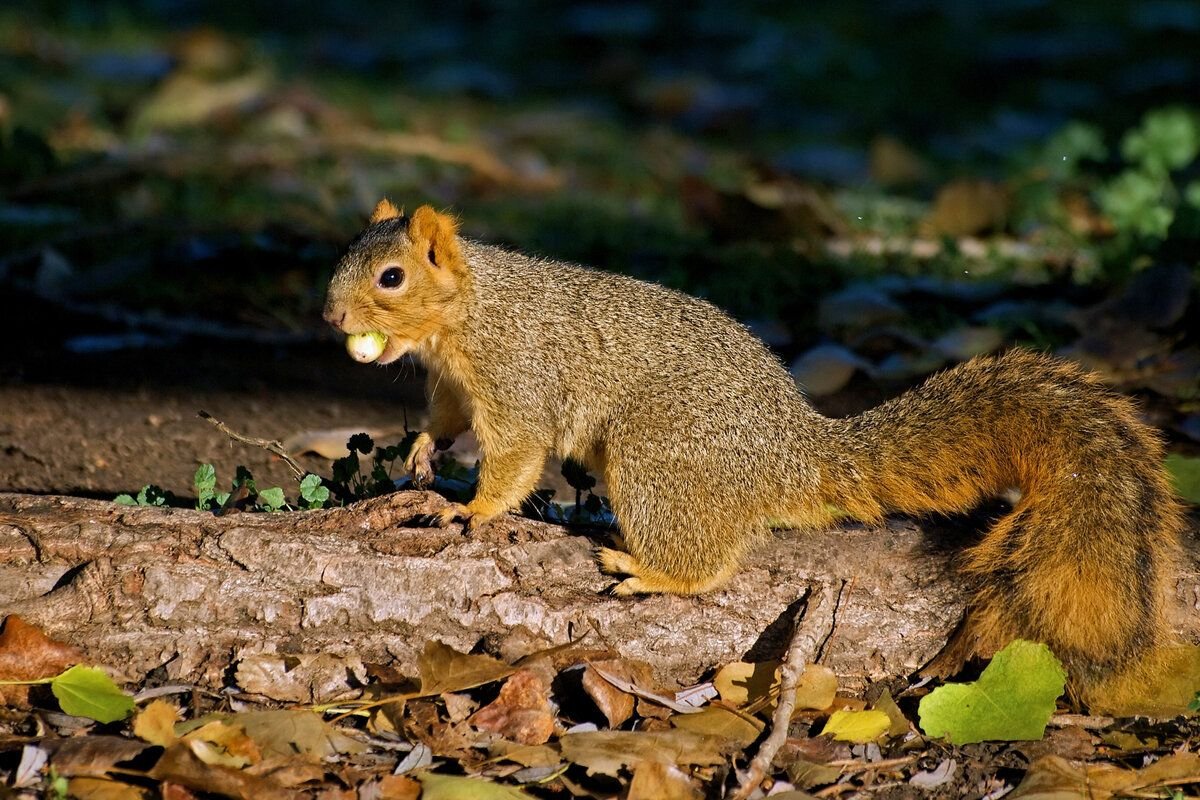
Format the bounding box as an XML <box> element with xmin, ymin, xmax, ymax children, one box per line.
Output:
<box><xmin>727</xmin><ymin>582</ymin><xmax>839</xmax><ymax>800</ymax></box>
<box><xmin>197</xmin><ymin>411</ymin><xmax>307</xmax><ymax>481</ymax></box>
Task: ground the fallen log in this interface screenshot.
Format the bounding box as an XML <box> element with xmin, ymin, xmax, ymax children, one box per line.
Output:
<box><xmin>1</xmin><ymin>491</ymin><xmax>1196</xmax><ymax>698</ymax></box>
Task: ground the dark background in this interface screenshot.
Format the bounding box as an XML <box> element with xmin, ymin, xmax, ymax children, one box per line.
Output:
<box><xmin>1</xmin><ymin>0</ymin><xmax>1198</xmax><ymax>499</ymax></box>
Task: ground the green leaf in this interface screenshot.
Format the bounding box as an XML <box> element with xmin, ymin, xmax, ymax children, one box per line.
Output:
<box><xmin>820</xmin><ymin>709</ymin><xmax>891</xmax><ymax>743</ymax></box>
<box><xmin>918</xmin><ymin>640</ymin><xmax>1066</xmax><ymax>745</ymax></box>
<box><xmin>1166</xmin><ymin>454</ymin><xmax>1200</xmax><ymax>503</ymax></box>
<box><xmin>1121</xmin><ymin>107</ymin><xmax>1200</xmax><ymax>176</ymax></box>
<box><xmin>114</xmin><ymin>494</ymin><xmax>136</xmax><ymax>506</ymax></box>
<box><xmin>1044</xmin><ymin>121</ymin><xmax>1108</xmax><ymax>178</ymax></box>
<box><xmin>299</xmin><ymin>474</ymin><xmax>329</xmax><ymax>508</ymax></box>
<box><xmin>1097</xmin><ymin>170</ymin><xmax>1174</xmax><ymax>239</ymax></box>
<box><xmin>257</xmin><ymin>487</ymin><xmax>286</xmax><ymax>511</ymax></box>
<box><xmin>51</xmin><ymin>665</ymin><xmax>134</xmax><ymax>723</ymax></box>
<box><xmin>194</xmin><ymin>463</ymin><xmax>217</xmax><ymax>508</ymax></box>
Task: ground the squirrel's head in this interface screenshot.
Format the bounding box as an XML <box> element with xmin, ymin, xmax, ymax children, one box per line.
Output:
<box><xmin>323</xmin><ymin>200</ymin><xmax>469</xmax><ymax>364</ymax></box>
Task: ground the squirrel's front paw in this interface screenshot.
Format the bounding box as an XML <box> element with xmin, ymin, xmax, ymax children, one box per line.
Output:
<box><xmin>404</xmin><ymin>432</ymin><xmax>437</xmax><ymax>488</ymax></box>
<box><xmin>434</xmin><ymin>500</ymin><xmax>502</xmax><ymax>531</ymax></box>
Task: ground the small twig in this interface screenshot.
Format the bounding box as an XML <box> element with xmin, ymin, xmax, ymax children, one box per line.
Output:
<box><xmin>198</xmin><ymin>411</ymin><xmax>306</xmax><ymax>481</ymax></box>
<box><xmin>727</xmin><ymin>582</ymin><xmax>838</xmax><ymax>800</ymax></box>
<box><xmin>1046</xmin><ymin>713</ymin><xmax>1115</xmax><ymax>730</ymax></box>
<box><xmin>825</xmin><ymin>755</ymin><xmax>920</xmax><ymax>772</ymax></box>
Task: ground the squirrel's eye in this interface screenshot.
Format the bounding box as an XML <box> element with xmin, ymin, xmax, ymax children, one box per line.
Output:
<box><xmin>378</xmin><ymin>267</ymin><xmax>404</xmax><ymax>289</ymax></box>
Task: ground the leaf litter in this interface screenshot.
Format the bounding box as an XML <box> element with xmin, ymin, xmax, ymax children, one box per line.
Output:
<box><xmin>1</xmin><ymin>617</ymin><xmax>1197</xmax><ymax>798</ymax></box>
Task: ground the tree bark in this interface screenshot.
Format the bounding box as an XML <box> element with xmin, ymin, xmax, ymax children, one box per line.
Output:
<box><xmin>1</xmin><ymin>491</ymin><xmax>1196</xmax><ymax>699</ymax></box>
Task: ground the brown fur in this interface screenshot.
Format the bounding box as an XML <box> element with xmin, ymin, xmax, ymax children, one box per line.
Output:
<box><xmin>324</xmin><ymin>203</ymin><xmax>1184</xmax><ymax>707</ymax></box>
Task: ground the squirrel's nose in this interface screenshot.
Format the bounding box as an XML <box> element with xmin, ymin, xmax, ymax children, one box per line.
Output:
<box><xmin>323</xmin><ymin>306</ymin><xmax>346</xmax><ymax>331</ymax></box>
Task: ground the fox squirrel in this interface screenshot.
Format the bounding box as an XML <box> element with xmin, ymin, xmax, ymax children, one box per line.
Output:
<box><xmin>323</xmin><ymin>200</ymin><xmax>1183</xmax><ymax>706</ymax></box>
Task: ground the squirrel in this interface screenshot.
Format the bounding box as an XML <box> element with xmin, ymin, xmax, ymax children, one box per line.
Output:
<box><xmin>323</xmin><ymin>199</ymin><xmax>1183</xmax><ymax>707</ymax></box>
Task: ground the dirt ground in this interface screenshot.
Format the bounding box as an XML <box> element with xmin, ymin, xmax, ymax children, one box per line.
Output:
<box><xmin>0</xmin><ymin>288</ymin><xmax>615</xmax><ymax>502</ymax></box>
<box><xmin>0</xmin><ymin>288</ymin><xmax>427</xmax><ymax>500</ymax></box>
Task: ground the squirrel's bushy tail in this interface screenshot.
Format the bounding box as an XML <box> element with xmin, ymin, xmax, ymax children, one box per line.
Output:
<box><xmin>824</xmin><ymin>350</ymin><xmax>1183</xmax><ymax>701</ymax></box>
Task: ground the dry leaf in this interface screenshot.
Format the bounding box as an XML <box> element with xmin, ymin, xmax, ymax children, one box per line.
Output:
<box><xmin>133</xmin><ymin>699</ymin><xmax>180</xmax><ymax>747</ymax></box>
<box><xmin>66</xmin><ymin>777</ymin><xmax>150</xmax><ymax>800</ymax></box>
<box><xmin>418</xmin><ymin>640</ymin><xmax>516</xmax><ymax>696</ymax></box>
<box><xmin>713</xmin><ymin>661</ymin><xmax>838</xmax><ymax>713</ymax></box>
<box><xmin>374</xmin><ymin>774</ymin><xmax>422</xmax><ymax>800</ymax></box>
<box><xmin>921</xmin><ymin>179</ymin><xmax>1009</xmax><ymax>237</ymax></box>
<box><xmin>149</xmin><ymin>742</ymin><xmax>293</xmax><ymax>800</ymax></box>
<box><xmin>872</xmin><ymin>691</ymin><xmax>910</xmax><ymax>738</ymax></box>
<box><xmin>407</xmin><ymin>699</ymin><xmax>488</xmax><ymax>760</ymax></box>
<box><xmin>1008</xmin><ymin>752</ymin><xmax>1200</xmax><ymax>799</ymax></box>
<box><xmin>581</xmin><ymin>663</ymin><xmax>635</xmax><ymax>727</ymax></box>
<box><xmin>671</xmin><ymin>706</ymin><xmax>763</xmax><ymax>747</ymax></box>
<box><xmin>235</xmin><ymin>652</ymin><xmax>366</xmax><ymax>704</ymax></box>
<box><xmin>488</xmin><ymin>741</ymin><xmax>562</xmax><ymax>769</ymax></box>
<box><xmin>470</xmin><ymin>666</ymin><xmax>556</xmax><ymax>745</ymax></box>
<box><xmin>559</xmin><ymin>730</ymin><xmax>727</xmax><ymax>778</ymax></box>
<box><xmin>586</xmin><ymin>659</ymin><xmax>700</xmax><ymax>715</ymax></box>
<box><xmin>0</xmin><ymin>614</ymin><xmax>83</xmax><ymax>706</ymax></box>
<box><xmin>184</xmin><ymin>720</ymin><xmax>261</xmax><ymax>768</ymax></box>
<box><xmin>235</xmin><ymin>709</ymin><xmax>365</xmax><ymax>761</ymax></box>
<box><xmin>44</xmin><ymin>736</ymin><xmax>151</xmax><ymax>779</ymax></box>
<box><xmin>627</xmin><ymin>760</ymin><xmax>703</xmax><ymax>800</ymax></box>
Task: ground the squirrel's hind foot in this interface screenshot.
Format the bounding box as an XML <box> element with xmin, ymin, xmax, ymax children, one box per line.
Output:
<box><xmin>596</xmin><ymin>546</ymin><xmax>734</xmax><ymax>595</ymax></box>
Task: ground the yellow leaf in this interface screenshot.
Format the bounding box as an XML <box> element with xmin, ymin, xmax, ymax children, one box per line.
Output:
<box><xmin>628</xmin><ymin>761</ymin><xmax>703</xmax><ymax>800</ymax></box>
<box><xmin>132</xmin><ymin>699</ymin><xmax>179</xmax><ymax>747</ymax></box>
<box><xmin>820</xmin><ymin>709</ymin><xmax>890</xmax><ymax>743</ymax></box>
<box><xmin>184</xmin><ymin>721</ymin><xmax>260</xmax><ymax>768</ymax></box>
<box><xmin>66</xmin><ymin>777</ymin><xmax>149</xmax><ymax>800</ymax></box>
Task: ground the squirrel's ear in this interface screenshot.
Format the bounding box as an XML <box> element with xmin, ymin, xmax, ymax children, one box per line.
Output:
<box><xmin>408</xmin><ymin>205</ymin><xmax>463</xmax><ymax>272</ymax></box>
<box><xmin>369</xmin><ymin>198</ymin><xmax>403</xmax><ymax>224</ymax></box>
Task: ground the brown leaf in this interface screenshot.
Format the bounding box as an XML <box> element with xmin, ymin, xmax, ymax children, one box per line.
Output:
<box><xmin>374</xmin><ymin>774</ymin><xmax>422</xmax><ymax>800</ymax></box>
<box><xmin>470</xmin><ymin>666</ymin><xmax>556</xmax><ymax>745</ymax></box>
<box><xmin>671</xmin><ymin>706</ymin><xmax>763</xmax><ymax>747</ymax></box>
<box><xmin>407</xmin><ymin>699</ymin><xmax>487</xmax><ymax>760</ymax></box>
<box><xmin>872</xmin><ymin>691</ymin><xmax>910</xmax><ymax>738</ymax></box>
<box><xmin>559</xmin><ymin>730</ymin><xmax>728</xmax><ymax>778</ymax></box>
<box><xmin>920</xmin><ymin>179</ymin><xmax>1010</xmax><ymax>237</ymax></box>
<box><xmin>869</xmin><ymin>135</ymin><xmax>929</xmax><ymax>187</ymax></box>
<box><xmin>581</xmin><ymin>661</ymin><xmax>637</xmax><ymax>727</ymax></box>
<box><xmin>713</xmin><ymin>661</ymin><xmax>838</xmax><ymax>713</ymax></box>
<box><xmin>627</xmin><ymin>761</ymin><xmax>703</xmax><ymax>800</ymax></box>
<box><xmin>234</xmin><ymin>709</ymin><xmax>365</xmax><ymax>762</ymax></box>
<box><xmin>235</xmin><ymin>652</ymin><xmax>366</xmax><ymax>704</ymax></box>
<box><xmin>149</xmin><ymin>742</ymin><xmax>293</xmax><ymax>800</ymax></box>
<box><xmin>1008</xmin><ymin>752</ymin><xmax>1200</xmax><ymax>800</ymax></box>
<box><xmin>161</xmin><ymin>783</ymin><xmax>201</xmax><ymax>800</ymax></box>
<box><xmin>44</xmin><ymin>736</ymin><xmax>152</xmax><ymax>779</ymax></box>
<box><xmin>185</xmin><ymin>720</ymin><xmax>261</xmax><ymax>768</ymax></box>
<box><xmin>66</xmin><ymin>777</ymin><xmax>150</xmax><ymax>800</ymax></box>
<box><xmin>418</xmin><ymin>640</ymin><xmax>516</xmax><ymax>696</ymax></box>
<box><xmin>243</xmin><ymin>756</ymin><xmax>327</xmax><ymax>788</ymax></box>
<box><xmin>488</xmin><ymin>740</ymin><xmax>562</xmax><ymax>768</ymax></box>
<box><xmin>0</xmin><ymin>614</ymin><xmax>82</xmax><ymax>706</ymax></box>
